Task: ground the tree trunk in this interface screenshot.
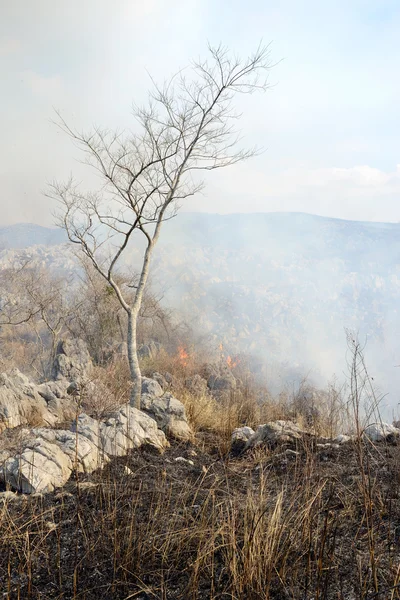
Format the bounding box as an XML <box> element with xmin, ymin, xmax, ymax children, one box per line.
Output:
<box><xmin>127</xmin><ymin>309</ymin><xmax>142</xmax><ymax>408</ymax></box>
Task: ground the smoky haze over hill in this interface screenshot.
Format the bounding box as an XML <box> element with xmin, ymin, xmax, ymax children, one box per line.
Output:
<box><xmin>1</xmin><ymin>212</ymin><xmax>400</xmax><ymax>416</ymax></box>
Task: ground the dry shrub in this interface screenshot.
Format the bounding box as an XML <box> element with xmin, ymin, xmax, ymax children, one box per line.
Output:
<box><xmin>80</xmin><ymin>362</ymin><xmax>132</xmax><ymax>419</ymax></box>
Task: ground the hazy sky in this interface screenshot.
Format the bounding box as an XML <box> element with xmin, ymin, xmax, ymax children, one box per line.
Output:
<box><xmin>1</xmin><ymin>0</ymin><xmax>400</xmax><ymax>225</ymax></box>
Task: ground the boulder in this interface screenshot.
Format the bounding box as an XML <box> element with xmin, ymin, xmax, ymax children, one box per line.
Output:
<box><xmin>0</xmin><ymin>406</ymin><xmax>168</xmax><ymax>494</ymax></box>
<box><xmin>141</xmin><ymin>391</ymin><xmax>192</xmax><ymax>440</ymax></box>
<box><xmin>74</xmin><ymin>405</ymin><xmax>168</xmax><ymax>456</ymax></box>
<box><xmin>0</xmin><ymin>369</ymin><xmax>60</xmax><ymax>432</ymax></box>
<box><xmin>245</xmin><ymin>420</ymin><xmax>305</xmax><ymax>449</ymax></box>
<box><xmin>152</xmin><ymin>372</ymin><xmax>168</xmax><ymax>390</ymax></box>
<box><xmin>52</xmin><ymin>338</ymin><xmax>92</xmax><ymax>381</ymax></box>
<box><xmin>0</xmin><ymin>436</ymin><xmax>73</xmax><ymax>494</ymax></box>
<box><xmin>231</xmin><ymin>426</ymin><xmax>255</xmax><ymax>454</ymax></box>
<box><xmin>138</xmin><ymin>341</ymin><xmax>161</xmax><ymax>360</ymax></box>
<box><xmin>141</xmin><ymin>377</ymin><xmax>163</xmax><ymax>398</ymax></box>
<box><xmin>37</xmin><ymin>380</ymin><xmax>77</xmax><ymax>422</ymax></box>
<box><xmin>364</xmin><ymin>423</ymin><xmax>400</xmax><ymax>443</ymax></box>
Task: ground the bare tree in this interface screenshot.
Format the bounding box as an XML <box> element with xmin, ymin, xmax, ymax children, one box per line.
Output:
<box><xmin>48</xmin><ymin>44</ymin><xmax>272</xmax><ymax>408</ymax></box>
<box><xmin>0</xmin><ymin>262</ymin><xmax>81</xmax><ymax>377</ymax></box>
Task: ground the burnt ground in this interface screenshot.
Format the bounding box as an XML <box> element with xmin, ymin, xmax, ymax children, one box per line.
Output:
<box><xmin>1</xmin><ymin>435</ymin><xmax>400</xmax><ymax>599</ymax></box>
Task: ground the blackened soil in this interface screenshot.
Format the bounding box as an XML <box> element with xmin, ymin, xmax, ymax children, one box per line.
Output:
<box><xmin>1</xmin><ymin>435</ymin><xmax>400</xmax><ymax>599</ymax></box>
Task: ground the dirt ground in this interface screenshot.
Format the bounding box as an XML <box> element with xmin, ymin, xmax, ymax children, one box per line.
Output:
<box><xmin>1</xmin><ymin>433</ymin><xmax>400</xmax><ymax>599</ymax></box>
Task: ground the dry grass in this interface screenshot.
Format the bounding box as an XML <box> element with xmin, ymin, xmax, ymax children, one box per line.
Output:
<box><xmin>1</xmin><ymin>434</ymin><xmax>400</xmax><ymax>599</ymax></box>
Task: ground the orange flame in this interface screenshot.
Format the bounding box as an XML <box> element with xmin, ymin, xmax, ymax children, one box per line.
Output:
<box><xmin>226</xmin><ymin>356</ymin><xmax>240</xmax><ymax>369</ymax></box>
<box><xmin>178</xmin><ymin>345</ymin><xmax>189</xmax><ymax>367</ymax></box>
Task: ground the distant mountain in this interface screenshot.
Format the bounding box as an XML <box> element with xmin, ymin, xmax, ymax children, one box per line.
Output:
<box><xmin>2</xmin><ymin>213</ymin><xmax>400</xmax><ymax>408</ymax></box>
<box><xmin>0</xmin><ymin>223</ymin><xmax>66</xmax><ymax>249</ymax></box>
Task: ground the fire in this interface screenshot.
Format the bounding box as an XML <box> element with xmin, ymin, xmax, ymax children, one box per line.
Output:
<box><xmin>178</xmin><ymin>345</ymin><xmax>189</xmax><ymax>367</ymax></box>
<box><xmin>226</xmin><ymin>356</ymin><xmax>240</xmax><ymax>369</ymax></box>
<box><xmin>219</xmin><ymin>341</ymin><xmax>240</xmax><ymax>369</ymax></box>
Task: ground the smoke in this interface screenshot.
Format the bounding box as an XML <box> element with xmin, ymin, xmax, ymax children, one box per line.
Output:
<box><xmin>148</xmin><ymin>212</ymin><xmax>400</xmax><ymax>419</ymax></box>
<box><xmin>2</xmin><ymin>212</ymin><xmax>400</xmax><ymax>420</ymax></box>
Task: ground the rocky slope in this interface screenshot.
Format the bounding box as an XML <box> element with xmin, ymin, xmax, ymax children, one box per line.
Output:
<box><xmin>2</xmin><ymin>213</ymin><xmax>400</xmax><ymax>402</ymax></box>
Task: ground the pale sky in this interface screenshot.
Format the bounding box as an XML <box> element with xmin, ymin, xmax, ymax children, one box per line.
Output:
<box><xmin>1</xmin><ymin>0</ymin><xmax>400</xmax><ymax>226</ymax></box>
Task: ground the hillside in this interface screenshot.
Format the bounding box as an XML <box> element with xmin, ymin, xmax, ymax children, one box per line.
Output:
<box><xmin>1</xmin><ymin>213</ymin><xmax>400</xmax><ymax>406</ymax></box>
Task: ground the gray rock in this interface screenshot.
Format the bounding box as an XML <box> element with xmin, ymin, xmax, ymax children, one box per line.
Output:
<box><xmin>141</xmin><ymin>377</ymin><xmax>163</xmax><ymax>397</ymax></box>
<box><xmin>141</xmin><ymin>391</ymin><xmax>192</xmax><ymax>440</ymax></box>
<box><xmin>52</xmin><ymin>338</ymin><xmax>92</xmax><ymax>381</ymax></box>
<box><xmin>364</xmin><ymin>422</ymin><xmax>400</xmax><ymax>443</ymax></box>
<box><xmin>246</xmin><ymin>420</ymin><xmax>305</xmax><ymax>449</ymax></box>
<box><xmin>231</xmin><ymin>426</ymin><xmax>255</xmax><ymax>454</ymax></box>
<box><xmin>0</xmin><ymin>369</ymin><xmax>59</xmax><ymax>432</ymax></box>
<box><xmin>0</xmin><ymin>406</ymin><xmax>168</xmax><ymax>494</ymax></box>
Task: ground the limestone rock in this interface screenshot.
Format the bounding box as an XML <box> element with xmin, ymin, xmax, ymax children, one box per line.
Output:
<box><xmin>74</xmin><ymin>405</ymin><xmax>168</xmax><ymax>456</ymax></box>
<box><xmin>141</xmin><ymin>377</ymin><xmax>163</xmax><ymax>398</ymax></box>
<box><xmin>0</xmin><ymin>406</ymin><xmax>167</xmax><ymax>494</ymax></box>
<box><xmin>52</xmin><ymin>338</ymin><xmax>92</xmax><ymax>381</ymax></box>
<box><xmin>0</xmin><ymin>436</ymin><xmax>73</xmax><ymax>494</ymax></box>
<box><xmin>231</xmin><ymin>426</ymin><xmax>255</xmax><ymax>454</ymax></box>
<box><xmin>141</xmin><ymin>391</ymin><xmax>192</xmax><ymax>440</ymax></box>
<box><xmin>245</xmin><ymin>420</ymin><xmax>305</xmax><ymax>449</ymax></box>
<box><xmin>0</xmin><ymin>369</ymin><xmax>59</xmax><ymax>432</ymax></box>
<box><xmin>364</xmin><ymin>422</ymin><xmax>400</xmax><ymax>443</ymax></box>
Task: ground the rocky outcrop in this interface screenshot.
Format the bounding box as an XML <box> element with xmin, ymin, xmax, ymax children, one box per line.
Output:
<box><xmin>52</xmin><ymin>338</ymin><xmax>93</xmax><ymax>381</ymax></box>
<box><xmin>0</xmin><ymin>406</ymin><xmax>168</xmax><ymax>494</ymax></box>
<box><xmin>141</xmin><ymin>378</ymin><xmax>192</xmax><ymax>440</ymax></box>
<box><xmin>141</xmin><ymin>377</ymin><xmax>163</xmax><ymax>398</ymax></box>
<box><xmin>231</xmin><ymin>419</ymin><xmax>400</xmax><ymax>455</ymax></box>
<box><xmin>0</xmin><ymin>369</ymin><xmax>74</xmax><ymax>433</ymax></box>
